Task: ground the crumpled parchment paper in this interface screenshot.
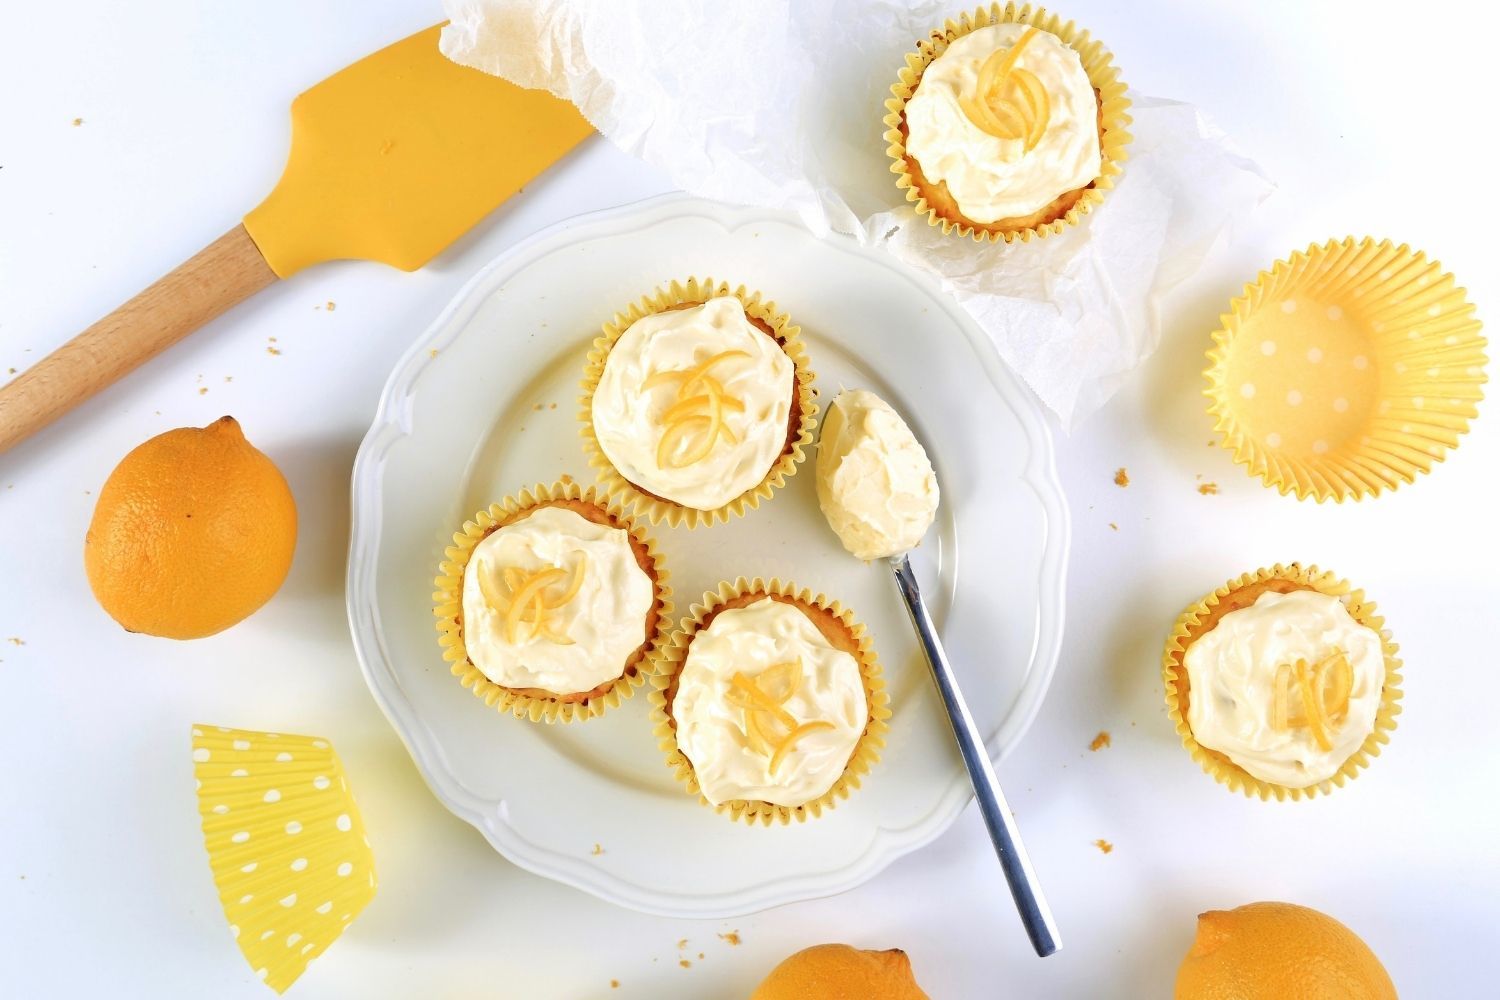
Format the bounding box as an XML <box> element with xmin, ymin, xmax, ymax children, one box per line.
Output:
<box><xmin>440</xmin><ymin>0</ymin><xmax>1273</xmax><ymax>427</ymax></box>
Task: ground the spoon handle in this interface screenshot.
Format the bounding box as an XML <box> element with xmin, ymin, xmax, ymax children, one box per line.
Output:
<box><xmin>891</xmin><ymin>555</ymin><xmax>1061</xmax><ymax>957</ymax></box>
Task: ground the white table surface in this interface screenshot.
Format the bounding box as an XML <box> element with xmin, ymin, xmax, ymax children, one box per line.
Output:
<box><xmin>3</xmin><ymin>1</ymin><xmax>1497</xmax><ymax>996</ymax></box>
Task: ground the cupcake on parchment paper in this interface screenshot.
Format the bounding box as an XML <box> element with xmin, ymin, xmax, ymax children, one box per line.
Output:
<box><xmin>885</xmin><ymin>3</ymin><xmax>1131</xmax><ymax>242</ymax></box>
<box><xmin>649</xmin><ymin>578</ymin><xmax>890</xmax><ymax>825</ymax></box>
<box><xmin>433</xmin><ymin>480</ymin><xmax>672</xmax><ymax>723</ymax></box>
<box><xmin>1163</xmin><ymin>564</ymin><xmax>1402</xmax><ymax>801</ymax></box>
<box><xmin>580</xmin><ymin>277</ymin><xmax>818</xmax><ymax>527</ymax></box>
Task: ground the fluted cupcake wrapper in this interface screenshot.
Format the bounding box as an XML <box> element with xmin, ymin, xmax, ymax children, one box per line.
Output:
<box><xmin>1161</xmin><ymin>563</ymin><xmax>1403</xmax><ymax>802</ymax></box>
<box><xmin>1206</xmin><ymin>237</ymin><xmax>1487</xmax><ymax>501</ymax></box>
<box><xmin>647</xmin><ymin>577</ymin><xmax>891</xmax><ymax>826</ymax></box>
<box><xmin>433</xmin><ymin>479</ymin><xmax>674</xmax><ymax>724</ymax></box>
<box><xmin>578</xmin><ymin>277</ymin><xmax>819</xmax><ymax>528</ymax></box>
<box><xmin>192</xmin><ymin>726</ymin><xmax>376</xmax><ymax>994</ymax></box>
<box><xmin>883</xmin><ymin>2</ymin><xmax>1133</xmax><ymax>243</ymax></box>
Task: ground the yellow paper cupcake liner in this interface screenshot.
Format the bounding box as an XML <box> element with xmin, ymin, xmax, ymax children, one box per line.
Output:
<box><xmin>1206</xmin><ymin>237</ymin><xmax>1487</xmax><ymax>501</ymax></box>
<box><xmin>192</xmin><ymin>726</ymin><xmax>376</xmax><ymax>994</ymax></box>
<box><xmin>647</xmin><ymin>577</ymin><xmax>891</xmax><ymax>826</ymax></box>
<box><xmin>578</xmin><ymin>277</ymin><xmax>820</xmax><ymax>528</ymax></box>
<box><xmin>433</xmin><ymin>479</ymin><xmax>674</xmax><ymax>723</ymax></box>
<box><xmin>1161</xmin><ymin>563</ymin><xmax>1403</xmax><ymax>802</ymax></box>
<box><xmin>883</xmin><ymin>2</ymin><xmax>1133</xmax><ymax>243</ymax></box>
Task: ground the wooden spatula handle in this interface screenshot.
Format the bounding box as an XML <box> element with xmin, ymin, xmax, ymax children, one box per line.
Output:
<box><xmin>0</xmin><ymin>224</ymin><xmax>278</xmax><ymax>454</ymax></box>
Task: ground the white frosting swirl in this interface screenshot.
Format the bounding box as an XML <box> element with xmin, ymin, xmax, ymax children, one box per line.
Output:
<box><xmin>592</xmin><ymin>297</ymin><xmax>795</xmax><ymax>510</ymax></box>
<box><xmin>905</xmin><ymin>24</ymin><xmax>1101</xmax><ymax>222</ymax></box>
<box><xmin>674</xmin><ymin>598</ymin><xmax>867</xmax><ymax>807</ymax></box>
<box><xmin>816</xmin><ymin>389</ymin><xmax>939</xmax><ymax>561</ymax></box>
<box><xmin>1185</xmin><ymin>590</ymin><xmax>1385</xmax><ymax>788</ymax></box>
<box><xmin>461</xmin><ymin>505</ymin><xmax>654</xmax><ymax>695</ymax></box>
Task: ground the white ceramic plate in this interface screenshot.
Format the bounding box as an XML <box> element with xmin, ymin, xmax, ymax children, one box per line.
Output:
<box><xmin>347</xmin><ymin>194</ymin><xmax>1068</xmax><ymax>918</ymax></box>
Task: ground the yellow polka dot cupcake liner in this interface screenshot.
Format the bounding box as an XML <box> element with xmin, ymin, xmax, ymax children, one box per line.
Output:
<box><xmin>578</xmin><ymin>277</ymin><xmax>819</xmax><ymax>528</ymax></box>
<box><xmin>1161</xmin><ymin>563</ymin><xmax>1403</xmax><ymax>802</ymax></box>
<box><xmin>433</xmin><ymin>479</ymin><xmax>673</xmax><ymax>724</ymax></box>
<box><xmin>883</xmin><ymin>2</ymin><xmax>1133</xmax><ymax>243</ymax></box>
<box><xmin>1206</xmin><ymin>237</ymin><xmax>1487</xmax><ymax>502</ymax></box>
<box><xmin>647</xmin><ymin>577</ymin><xmax>891</xmax><ymax>827</ymax></box>
<box><xmin>192</xmin><ymin>726</ymin><xmax>376</xmax><ymax>994</ymax></box>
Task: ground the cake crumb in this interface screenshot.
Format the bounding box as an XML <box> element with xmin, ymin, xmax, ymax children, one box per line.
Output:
<box><xmin>676</xmin><ymin>938</ymin><xmax>688</xmax><ymax>950</ymax></box>
<box><xmin>326</xmin><ymin>301</ymin><xmax>336</xmax><ymax>311</ymax></box>
<box><xmin>224</xmin><ymin>376</ymin><xmax>233</xmax><ymax>383</ymax></box>
<box><xmin>1089</xmin><ymin>731</ymin><xmax>1111</xmax><ymax>752</ymax></box>
<box><xmin>610</xmin><ymin>981</ymin><xmax>619</xmax><ymax>990</ymax></box>
<box><xmin>549</xmin><ymin>402</ymin><xmax>557</xmax><ymax>410</ymax></box>
<box><xmin>591</xmin><ymin>843</ymin><xmax>604</xmax><ymax>856</ymax></box>
<box><xmin>266</xmin><ymin>346</ymin><xmax>281</xmax><ymax>356</ymax></box>
<box><xmin>1113</xmin><ymin>467</ymin><xmax>1129</xmax><ymax>487</ymax></box>
<box><xmin>1094</xmin><ymin>839</ymin><xmax>1114</xmax><ymax>854</ymax></box>
<box><xmin>560</xmin><ymin>474</ymin><xmax>574</xmax><ymax>485</ymax></box>
<box><xmin>718</xmin><ymin>931</ymin><xmax>741</xmax><ymax>946</ymax></box>
<box><xmin>533</xmin><ymin>403</ymin><xmax>544</xmax><ymax>411</ymax></box>
<box><xmin>1108</xmin><ymin>522</ymin><xmax>1118</xmax><ymax>531</ymax></box>
<box><xmin>198</xmin><ymin>387</ymin><xmax>208</xmax><ymax>395</ymax></box>
<box><xmin>72</xmin><ymin>117</ymin><xmax>83</xmax><ymax>127</ymax></box>
<box><xmin>679</xmin><ymin>959</ymin><xmax>691</xmax><ymax>969</ymax></box>
<box><xmin>6</xmin><ymin>368</ymin><xmax>15</xmax><ymax>375</ymax></box>
<box><xmin>429</xmin><ymin>348</ymin><xmax>439</xmax><ymax>358</ymax></box>
<box><xmin>1198</xmin><ymin>482</ymin><xmax>1219</xmax><ymax>495</ymax></box>
<box><xmin>697</xmin><ymin>952</ymin><xmax>704</xmax><ymax>960</ymax></box>
<box><xmin>7</xmin><ymin>638</ymin><xmax>24</xmax><ymax>646</ymax></box>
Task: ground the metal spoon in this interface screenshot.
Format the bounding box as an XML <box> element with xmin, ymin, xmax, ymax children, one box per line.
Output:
<box><xmin>891</xmin><ymin>553</ymin><xmax>1061</xmax><ymax>957</ymax></box>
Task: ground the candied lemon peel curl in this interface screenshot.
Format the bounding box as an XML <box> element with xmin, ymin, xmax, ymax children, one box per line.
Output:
<box><xmin>477</xmin><ymin>555</ymin><xmax>589</xmax><ymax>646</ymax></box>
<box><xmin>1271</xmin><ymin>650</ymin><xmax>1354</xmax><ymax>751</ymax></box>
<box><xmin>727</xmin><ymin>662</ymin><xmax>836</xmax><ymax>774</ymax></box>
<box><xmin>958</xmin><ymin>27</ymin><xmax>1052</xmax><ymax>151</ymax></box>
<box><xmin>644</xmin><ymin>351</ymin><xmax>751</xmax><ymax>469</ymax></box>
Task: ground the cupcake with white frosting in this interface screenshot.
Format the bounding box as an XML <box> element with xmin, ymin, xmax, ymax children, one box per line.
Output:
<box><xmin>884</xmin><ymin>4</ymin><xmax>1131</xmax><ymax>241</ymax></box>
<box><xmin>650</xmin><ymin>578</ymin><xmax>890</xmax><ymax>825</ymax></box>
<box><xmin>434</xmin><ymin>480</ymin><xmax>672</xmax><ymax>723</ymax></box>
<box><xmin>1163</xmin><ymin>564</ymin><xmax>1403</xmax><ymax>800</ymax></box>
<box><xmin>580</xmin><ymin>278</ymin><xmax>818</xmax><ymax>527</ymax></box>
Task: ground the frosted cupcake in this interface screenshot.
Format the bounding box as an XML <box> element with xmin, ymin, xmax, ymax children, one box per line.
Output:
<box><xmin>885</xmin><ymin>4</ymin><xmax>1131</xmax><ymax>241</ymax></box>
<box><xmin>650</xmin><ymin>579</ymin><xmax>889</xmax><ymax>825</ymax></box>
<box><xmin>434</xmin><ymin>481</ymin><xmax>672</xmax><ymax>723</ymax></box>
<box><xmin>580</xmin><ymin>278</ymin><xmax>818</xmax><ymax>527</ymax></box>
<box><xmin>1163</xmin><ymin>564</ymin><xmax>1402</xmax><ymax>800</ymax></box>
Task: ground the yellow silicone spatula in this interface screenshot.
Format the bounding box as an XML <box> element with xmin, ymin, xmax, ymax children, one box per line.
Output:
<box><xmin>0</xmin><ymin>24</ymin><xmax>592</xmax><ymax>453</ymax></box>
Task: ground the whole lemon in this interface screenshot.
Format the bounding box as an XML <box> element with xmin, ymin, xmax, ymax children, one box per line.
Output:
<box><xmin>85</xmin><ymin>416</ymin><xmax>297</xmax><ymax>639</ymax></box>
<box><xmin>1175</xmin><ymin>901</ymin><xmax>1397</xmax><ymax>1000</ymax></box>
<box><xmin>750</xmin><ymin>943</ymin><xmax>929</xmax><ymax>1000</ymax></box>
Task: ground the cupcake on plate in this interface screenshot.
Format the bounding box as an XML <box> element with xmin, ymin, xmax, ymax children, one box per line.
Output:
<box><xmin>433</xmin><ymin>480</ymin><xmax>672</xmax><ymax>723</ymax></box>
<box><xmin>650</xmin><ymin>578</ymin><xmax>890</xmax><ymax>826</ymax></box>
<box><xmin>580</xmin><ymin>277</ymin><xmax>818</xmax><ymax>528</ymax></box>
<box><xmin>884</xmin><ymin>3</ymin><xmax>1131</xmax><ymax>242</ymax></box>
<box><xmin>1163</xmin><ymin>563</ymin><xmax>1402</xmax><ymax>801</ymax></box>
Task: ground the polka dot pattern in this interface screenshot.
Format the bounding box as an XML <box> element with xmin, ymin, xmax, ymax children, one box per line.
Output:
<box><xmin>1206</xmin><ymin>236</ymin><xmax>1488</xmax><ymax>502</ymax></box>
<box><xmin>192</xmin><ymin>726</ymin><xmax>377</xmax><ymax>994</ymax></box>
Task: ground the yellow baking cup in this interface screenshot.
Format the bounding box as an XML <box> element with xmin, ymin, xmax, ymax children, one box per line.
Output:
<box><xmin>434</xmin><ymin>479</ymin><xmax>673</xmax><ymax>723</ymax></box>
<box><xmin>648</xmin><ymin>577</ymin><xmax>890</xmax><ymax>826</ymax></box>
<box><xmin>883</xmin><ymin>2</ymin><xmax>1132</xmax><ymax>243</ymax></box>
<box><xmin>1207</xmin><ymin>237</ymin><xmax>1487</xmax><ymax>501</ymax></box>
<box><xmin>578</xmin><ymin>277</ymin><xmax>819</xmax><ymax>528</ymax></box>
<box><xmin>192</xmin><ymin>726</ymin><xmax>376</xmax><ymax>993</ymax></box>
<box><xmin>1162</xmin><ymin>564</ymin><xmax>1403</xmax><ymax>802</ymax></box>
